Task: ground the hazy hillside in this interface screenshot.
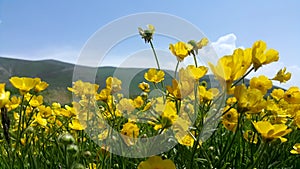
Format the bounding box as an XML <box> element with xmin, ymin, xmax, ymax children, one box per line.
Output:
<box><xmin>0</xmin><ymin>57</ymin><xmax>176</xmax><ymax>103</ymax></box>
<box><xmin>0</xmin><ymin>57</ymin><xmax>281</xmax><ymax>104</ymax></box>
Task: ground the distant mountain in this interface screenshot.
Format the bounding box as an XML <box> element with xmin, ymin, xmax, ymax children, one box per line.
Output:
<box><xmin>0</xmin><ymin>57</ymin><xmax>282</xmax><ymax>104</ymax></box>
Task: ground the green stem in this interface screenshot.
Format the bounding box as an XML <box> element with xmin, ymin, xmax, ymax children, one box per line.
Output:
<box><xmin>247</xmin><ymin>142</ymin><xmax>268</xmax><ymax>169</ymax></box>
<box><xmin>193</xmin><ymin>53</ymin><xmax>198</xmax><ymax>67</ymax></box>
<box><xmin>174</xmin><ymin>61</ymin><xmax>180</xmax><ymax>78</ymax></box>
<box><xmin>149</xmin><ymin>40</ymin><xmax>160</xmax><ymax>70</ymax></box>
<box><xmin>231</xmin><ymin>67</ymin><xmax>255</xmax><ymax>87</ymax></box>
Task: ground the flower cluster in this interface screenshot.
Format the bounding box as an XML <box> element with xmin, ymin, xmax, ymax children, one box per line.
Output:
<box><xmin>0</xmin><ymin>24</ymin><xmax>299</xmax><ymax>169</ymax></box>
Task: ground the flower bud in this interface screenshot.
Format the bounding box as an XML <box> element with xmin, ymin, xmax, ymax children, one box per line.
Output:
<box><xmin>140</xmin><ymin>92</ymin><xmax>148</xmax><ymax>100</ymax></box>
<box><xmin>83</xmin><ymin>151</ymin><xmax>92</xmax><ymax>158</ymax></box>
<box><xmin>71</xmin><ymin>163</ymin><xmax>85</xmax><ymax>169</ymax></box>
<box><xmin>67</xmin><ymin>144</ymin><xmax>79</xmax><ymax>154</ymax></box>
<box><xmin>58</xmin><ymin>133</ymin><xmax>75</xmax><ymax>145</ymax></box>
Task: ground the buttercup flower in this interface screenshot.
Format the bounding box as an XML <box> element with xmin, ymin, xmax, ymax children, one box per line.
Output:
<box><xmin>169</xmin><ymin>41</ymin><xmax>193</xmax><ymax>61</ymax></box>
<box><xmin>188</xmin><ymin>37</ymin><xmax>209</xmax><ymax>55</ymax></box>
<box><xmin>29</xmin><ymin>95</ymin><xmax>43</xmax><ymax>107</ymax></box>
<box><xmin>272</xmin><ymin>67</ymin><xmax>291</xmax><ymax>83</ymax></box>
<box><xmin>234</xmin><ymin>85</ymin><xmax>266</xmax><ymax>113</ymax></box>
<box><xmin>243</xmin><ymin>130</ymin><xmax>258</xmax><ymax>144</ymax></box>
<box><xmin>138</xmin><ymin>82</ymin><xmax>151</xmax><ymax>92</ymax></box>
<box><xmin>166</xmin><ymin>79</ymin><xmax>193</xmax><ymax>99</ymax></box>
<box><xmin>9</xmin><ymin>77</ymin><xmax>40</xmax><ymax>94</ymax></box>
<box><xmin>283</xmin><ymin>87</ymin><xmax>300</xmax><ymax>104</ymax></box>
<box><xmin>69</xmin><ymin>119</ymin><xmax>85</xmax><ymax>130</ymax></box>
<box><xmin>293</xmin><ymin>111</ymin><xmax>300</xmax><ymax>128</ymax></box>
<box><xmin>198</xmin><ymin>86</ymin><xmax>219</xmax><ymax>102</ymax></box>
<box><xmin>34</xmin><ymin>80</ymin><xmax>49</xmax><ymax>92</ymax></box>
<box><xmin>186</xmin><ymin>65</ymin><xmax>208</xmax><ymax>81</ymax></box>
<box><xmin>253</xmin><ymin>121</ymin><xmax>292</xmax><ymax>142</ymax></box>
<box><xmin>117</xmin><ymin>98</ymin><xmax>135</xmax><ymax>114</ymax></box>
<box><xmin>249</xmin><ymin>75</ymin><xmax>272</xmax><ymax>94</ymax></box>
<box><xmin>176</xmin><ymin>133</ymin><xmax>195</xmax><ymax>147</ymax></box>
<box><xmin>0</xmin><ymin>83</ymin><xmax>10</xmax><ymax>108</ymax></box>
<box><xmin>144</xmin><ymin>68</ymin><xmax>165</xmax><ymax>83</ymax></box>
<box><xmin>222</xmin><ymin>106</ymin><xmax>238</xmax><ymax>132</ymax></box>
<box><xmin>252</xmin><ymin>40</ymin><xmax>279</xmax><ymax>70</ymax></box>
<box><xmin>106</xmin><ymin>77</ymin><xmax>122</xmax><ymax>94</ymax></box>
<box><xmin>137</xmin><ymin>156</ymin><xmax>176</xmax><ymax>169</ymax></box>
<box><xmin>271</xmin><ymin>88</ymin><xmax>285</xmax><ymax>101</ymax></box>
<box><xmin>208</xmin><ymin>48</ymin><xmax>252</xmax><ymax>91</ymax></box>
<box><xmin>6</xmin><ymin>96</ymin><xmax>21</xmax><ymax>111</ymax></box>
<box><xmin>34</xmin><ymin>113</ymin><xmax>47</xmax><ymax>127</ymax></box>
<box><xmin>290</xmin><ymin>143</ymin><xmax>300</xmax><ymax>154</ymax></box>
<box><xmin>138</xmin><ymin>24</ymin><xmax>155</xmax><ymax>43</ymax></box>
<box><xmin>133</xmin><ymin>96</ymin><xmax>144</xmax><ymax>108</ymax></box>
<box><xmin>121</xmin><ymin>122</ymin><xmax>139</xmax><ymax>146</ymax></box>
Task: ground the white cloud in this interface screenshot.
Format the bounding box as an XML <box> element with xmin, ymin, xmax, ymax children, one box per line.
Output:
<box><xmin>211</xmin><ymin>33</ymin><xmax>243</xmax><ymax>57</ymax></box>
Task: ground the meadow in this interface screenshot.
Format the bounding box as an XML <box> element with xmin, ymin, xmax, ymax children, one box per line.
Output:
<box><xmin>1</xmin><ymin>24</ymin><xmax>300</xmax><ymax>169</ymax></box>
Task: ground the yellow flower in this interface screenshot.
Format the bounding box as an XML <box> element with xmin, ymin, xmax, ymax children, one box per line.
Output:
<box><xmin>138</xmin><ymin>82</ymin><xmax>150</xmax><ymax>92</ymax></box>
<box><xmin>0</xmin><ymin>83</ymin><xmax>10</xmax><ymax>108</ymax></box>
<box><xmin>198</xmin><ymin>86</ymin><xmax>219</xmax><ymax>102</ymax></box>
<box><xmin>96</xmin><ymin>88</ymin><xmax>111</xmax><ymax>101</ymax></box>
<box><xmin>272</xmin><ymin>67</ymin><xmax>291</xmax><ymax>83</ymax></box>
<box><xmin>188</xmin><ymin>37</ymin><xmax>209</xmax><ymax>55</ymax></box>
<box><xmin>222</xmin><ymin>106</ymin><xmax>238</xmax><ymax>123</ymax></box>
<box><xmin>166</xmin><ymin>79</ymin><xmax>193</xmax><ymax>99</ymax></box>
<box><xmin>249</xmin><ymin>75</ymin><xmax>272</xmax><ymax>94</ymax></box>
<box><xmin>293</xmin><ymin>110</ymin><xmax>300</xmax><ymax>128</ymax></box>
<box><xmin>186</xmin><ymin>65</ymin><xmax>208</xmax><ymax>81</ymax></box>
<box><xmin>283</xmin><ymin>86</ymin><xmax>300</xmax><ymax>104</ymax></box>
<box><xmin>121</xmin><ymin>122</ymin><xmax>139</xmax><ymax>146</ymax></box>
<box><xmin>226</xmin><ymin>97</ymin><xmax>237</xmax><ymax>106</ymax></box>
<box><xmin>9</xmin><ymin>77</ymin><xmax>40</xmax><ymax>94</ymax></box>
<box><xmin>252</xmin><ymin>40</ymin><xmax>279</xmax><ymax>70</ymax></box>
<box><xmin>161</xmin><ymin>101</ymin><xmax>178</xmax><ymax>124</ymax></box>
<box><xmin>138</xmin><ymin>24</ymin><xmax>155</xmax><ymax>43</ymax></box>
<box><xmin>243</xmin><ymin>130</ymin><xmax>258</xmax><ymax>144</ymax></box>
<box><xmin>134</xmin><ymin>96</ymin><xmax>144</xmax><ymax>108</ymax></box>
<box><xmin>169</xmin><ymin>41</ymin><xmax>193</xmax><ymax>61</ymax></box>
<box><xmin>106</xmin><ymin>77</ymin><xmax>122</xmax><ymax>94</ymax></box>
<box><xmin>68</xmin><ymin>80</ymin><xmax>99</xmax><ymax>97</ymax></box>
<box><xmin>137</xmin><ymin>156</ymin><xmax>176</xmax><ymax>169</ymax></box>
<box><xmin>6</xmin><ymin>96</ymin><xmax>21</xmax><ymax>111</ymax></box>
<box><xmin>290</xmin><ymin>143</ymin><xmax>300</xmax><ymax>154</ymax></box>
<box><xmin>150</xmin><ymin>100</ymin><xmax>178</xmax><ymax>130</ymax></box>
<box><xmin>222</xmin><ymin>106</ymin><xmax>238</xmax><ymax>132</ymax></box>
<box><xmin>208</xmin><ymin>48</ymin><xmax>251</xmax><ymax>91</ymax></box>
<box><xmin>34</xmin><ymin>113</ymin><xmax>47</xmax><ymax>127</ymax></box>
<box><xmin>38</xmin><ymin>105</ymin><xmax>53</xmax><ymax>118</ymax></box>
<box><xmin>88</xmin><ymin>163</ymin><xmax>97</xmax><ymax>169</ymax></box>
<box><xmin>176</xmin><ymin>133</ymin><xmax>195</xmax><ymax>147</ymax></box>
<box><xmin>117</xmin><ymin>98</ymin><xmax>135</xmax><ymax>114</ymax></box>
<box><xmin>69</xmin><ymin>119</ymin><xmax>85</xmax><ymax>130</ymax></box>
<box><xmin>271</xmin><ymin>88</ymin><xmax>285</xmax><ymax>101</ymax></box>
<box><xmin>144</xmin><ymin>68</ymin><xmax>165</xmax><ymax>83</ymax></box>
<box><xmin>34</xmin><ymin>80</ymin><xmax>49</xmax><ymax>92</ymax></box>
<box><xmin>234</xmin><ymin>85</ymin><xmax>266</xmax><ymax>113</ymax></box>
<box><xmin>252</xmin><ymin>121</ymin><xmax>292</xmax><ymax>142</ymax></box>
<box><xmin>98</xmin><ymin>129</ymin><xmax>109</xmax><ymax>140</ymax></box>
<box><xmin>29</xmin><ymin>95</ymin><xmax>43</xmax><ymax>107</ymax></box>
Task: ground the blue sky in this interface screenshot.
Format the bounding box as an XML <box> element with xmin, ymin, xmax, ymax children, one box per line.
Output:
<box><xmin>0</xmin><ymin>0</ymin><xmax>299</xmax><ymax>88</ymax></box>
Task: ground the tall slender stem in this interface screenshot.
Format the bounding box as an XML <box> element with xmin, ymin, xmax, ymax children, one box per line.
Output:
<box><xmin>193</xmin><ymin>54</ymin><xmax>198</xmax><ymax>67</ymax></box>
<box><xmin>231</xmin><ymin>67</ymin><xmax>255</xmax><ymax>87</ymax></box>
<box><xmin>149</xmin><ymin>40</ymin><xmax>160</xmax><ymax>70</ymax></box>
<box><xmin>174</xmin><ymin>61</ymin><xmax>180</xmax><ymax>79</ymax></box>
